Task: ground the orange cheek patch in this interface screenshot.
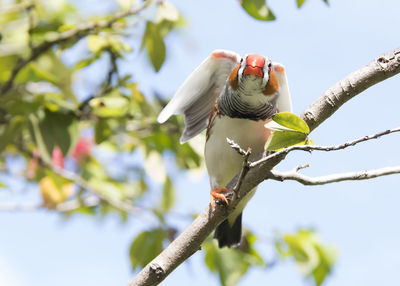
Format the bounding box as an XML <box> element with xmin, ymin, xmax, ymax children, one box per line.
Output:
<box><xmin>228</xmin><ymin>65</ymin><xmax>240</xmax><ymax>90</ymax></box>
<box><xmin>263</xmin><ymin>70</ymin><xmax>279</xmax><ymax>96</ymax></box>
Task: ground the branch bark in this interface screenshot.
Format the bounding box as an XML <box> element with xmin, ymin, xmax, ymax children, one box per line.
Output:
<box><xmin>128</xmin><ymin>48</ymin><xmax>400</xmax><ymax>286</ymax></box>
<box><xmin>269</xmin><ymin>166</ymin><xmax>400</xmax><ymax>185</ymax></box>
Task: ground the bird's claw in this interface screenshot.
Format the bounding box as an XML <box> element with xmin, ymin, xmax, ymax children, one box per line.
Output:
<box><xmin>210</xmin><ymin>187</ymin><xmax>230</xmax><ymax>209</ymax></box>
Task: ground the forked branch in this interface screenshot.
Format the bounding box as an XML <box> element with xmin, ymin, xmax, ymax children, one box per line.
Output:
<box><xmin>128</xmin><ymin>48</ymin><xmax>400</xmax><ymax>286</ymax></box>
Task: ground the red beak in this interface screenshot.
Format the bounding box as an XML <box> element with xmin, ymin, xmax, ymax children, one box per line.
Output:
<box><xmin>243</xmin><ymin>54</ymin><xmax>265</xmax><ymax>78</ymax></box>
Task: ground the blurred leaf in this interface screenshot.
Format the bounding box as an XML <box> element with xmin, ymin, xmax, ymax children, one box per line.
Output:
<box><xmin>129</xmin><ymin>83</ymin><xmax>146</xmax><ymax>103</ymax></box>
<box><xmin>0</xmin><ymin>116</ymin><xmax>25</xmax><ymax>152</ymax></box>
<box><xmin>90</xmin><ymin>94</ymin><xmax>129</xmax><ymax>117</ymax></box>
<box><xmin>82</xmin><ymin>159</ymin><xmax>108</xmax><ymax>180</ymax></box>
<box><xmin>87</xmin><ymin>35</ymin><xmax>131</xmax><ymax>55</ymax></box>
<box><xmin>297</xmin><ymin>0</ymin><xmax>307</xmax><ymax>8</ymax></box>
<box><xmin>156</xmin><ymin>1</ymin><xmax>180</xmax><ymax>23</ymax></box>
<box><xmin>95</xmin><ymin>118</ymin><xmax>112</xmax><ymax>144</ymax></box>
<box><xmin>142</xmin><ymin>21</ymin><xmax>166</xmax><ymax>72</ymax></box>
<box><xmin>270</xmin><ymin>112</ymin><xmax>310</xmax><ymax>134</ymax></box>
<box><xmin>0</xmin><ymin>55</ymin><xmax>18</xmax><ymax>82</ymax></box>
<box><xmin>40</xmin><ymin>175</ymin><xmax>73</xmax><ymax>208</ymax></box>
<box><xmin>38</xmin><ymin>109</ymin><xmax>79</xmax><ymax>157</ymax></box>
<box><xmin>240</xmin><ymin>0</ymin><xmax>276</xmax><ymax>21</ymax></box>
<box><xmin>116</xmin><ymin>0</ymin><xmax>135</xmax><ymax>10</ymax></box>
<box><xmin>5</xmin><ymin>97</ymin><xmax>44</xmax><ymax>116</ymax></box>
<box><xmin>277</xmin><ymin>229</ymin><xmax>338</xmax><ymax>286</ymax></box>
<box><xmin>265</xmin><ymin>130</ymin><xmax>308</xmax><ymax>151</ymax></box>
<box><xmin>29</xmin><ymin>113</ymin><xmax>52</xmax><ymax>164</ymax></box>
<box><xmin>129</xmin><ymin>229</ymin><xmax>166</xmax><ymax>270</ymax></box>
<box><xmin>73</xmin><ymin>53</ymin><xmax>102</xmax><ymax>71</ymax></box>
<box><xmin>88</xmin><ymin>35</ymin><xmax>108</xmax><ymax>53</ymax></box>
<box><xmin>68</xmin><ymin>205</ymin><xmax>96</xmax><ymax>216</ymax></box>
<box><xmin>322</xmin><ymin>0</ymin><xmax>329</xmax><ymax>5</ymax></box>
<box><xmin>144</xmin><ymin>151</ymin><xmax>166</xmax><ymax>183</ymax></box>
<box><xmin>203</xmin><ymin>233</ymin><xmax>264</xmax><ymax>286</ymax></box>
<box><xmin>88</xmin><ymin>178</ymin><xmax>125</xmax><ymax>203</ymax></box>
<box><xmin>160</xmin><ymin>176</ymin><xmax>175</xmax><ymax>213</ymax></box>
<box><xmin>0</xmin><ymin>182</ymin><xmax>5</xmax><ymax>188</ymax></box>
<box><xmin>17</xmin><ymin>51</ymin><xmax>75</xmax><ymax>101</ymax></box>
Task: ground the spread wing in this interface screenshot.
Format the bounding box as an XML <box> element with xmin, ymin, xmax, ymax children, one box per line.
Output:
<box><xmin>273</xmin><ymin>62</ymin><xmax>293</xmax><ymax>113</ymax></box>
<box><xmin>157</xmin><ymin>50</ymin><xmax>240</xmax><ymax>143</ymax></box>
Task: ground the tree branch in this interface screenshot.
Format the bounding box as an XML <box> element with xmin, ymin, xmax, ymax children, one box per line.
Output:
<box><xmin>268</xmin><ymin>165</ymin><xmax>400</xmax><ymax>185</ymax></box>
<box><xmin>0</xmin><ymin>195</ymin><xmax>100</xmax><ymax>212</ymax></box>
<box><xmin>128</xmin><ymin>48</ymin><xmax>400</xmax><ymax>286</ymax></box>
<box><xmin>250</xmin><ymin>126</ymin><xmax>400</xmax><ymax>168</ymax></box>
<box><xmin>301</xmin><ymin>48</ymin><xmax>400</xmax><ymax>132</ymax></box>
<box><xmin>0</xmin><ymin>1</ymin><xmax>152</xmax><ymax>95</ymax></box>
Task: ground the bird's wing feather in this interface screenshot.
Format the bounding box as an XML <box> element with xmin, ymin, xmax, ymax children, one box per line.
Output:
<box><xmin>273</xmin><ymin>62</ymin><xmax>293</xmax><ymax>113</ymax></box>
<box><xmin>157</xmin><ymin>50</ymin><xmax>240</xmax><ymax>143</ymax></box>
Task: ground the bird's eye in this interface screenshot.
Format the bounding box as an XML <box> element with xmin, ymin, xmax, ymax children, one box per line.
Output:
<box><xmin>240</xmin><ymin>58</ymin><xmax>243</xmax><ymax>63</ymax></box>
<box><xmin>268</xmin><ymin>62</ymin><xmax>272</xmax><ymax>69</ymax></box>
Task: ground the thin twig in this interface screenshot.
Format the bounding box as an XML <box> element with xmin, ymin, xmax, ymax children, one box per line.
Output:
<box><xmin>269</xmin><ymin>165</ymin><xmax>400</xmax><ymax>186</ymax></box>
<box><xmin>294</xmin><ymin>164</ymin><xmax>310</xmax><ymax>172</ymax></box>
<box><xmin>250</xmin><ymin>126</ymin><xmax>400</xmax><ymax>168</ymax></box>
<box><xmin>0</xmin><ymin>195</ymin><xmax>100</xmax><ymax>212</ymax></box>
<box><xmin>226</xmin><ymin>138</ymin><xmax>249</xmax><ymax>156</ymax></box>
<box><xmin>227</xmin><ymin>138</ymin><xmax>252</xmax><ymax>196</ymax></box>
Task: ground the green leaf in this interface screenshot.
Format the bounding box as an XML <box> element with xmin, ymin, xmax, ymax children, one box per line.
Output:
<box><xmin>272</xmin><ymin>112</ymin><xmax>310</xmax><ymax>134</ymax></box>
<box><xmin>30</xmin><ymin>110</ymin><xmax>79</xmax><ymax>161</ymax></box>
<box><xmin>144</xmin><ymin>151</ymin><xmax>166</xmax><ymax>183</ymax></box>
<box><xmin>116</xmin><ymin>0</ymin><xmax>135</xmax><ymax>10</ymax></box>
<box><xmin>39</xmin><ymin>109</ymin><xmax>79</xmax><ymax>157</ymax></box>
<box><xmin>265</xmin><ymin>130</ymin><xmax>308</xmax><ymax>151</ymax></box>
<box><xmin>156</xmin><ymin>1</ymin><xmax>180</xmax><ymax>23</ymax></box>
<box><xmin>17</xmin><ymin>51</ymin><xmax>76</xmax><ymax>102</ymax></box>
<box><xmin>0</xmin><ymin>116</ymin><xmax>25</xmax><ymax>152</ymax></box>
<box><xmin>87</xmin><ymin>35</ymin><xmax>108</xmax><ymax>53</ymax></box>
<box><xmin>95</xmin><ymin>118</ymin><xmax>112</xmax><ymax>144</ymax></box>
<box><xmin>29</xmin><ymin>113</ymin><xmax>52</xmax><ymax>164</ymax></box>
<box><xmin>89</xmin><ymin>94</ymin><xmax>129</xmax><ymax>117</ymax></box>
<box><xmin>73</xmin><ymin>53</ymin><xmax>102</xmax><ymax>71</ymax></box>
<box><xmin>240</xmin><ymin>0</ymin><xmax>276</xmax><ymax>21</ymax></box>
<box><xmin>277</xmin><ymin>229</ymin><xmax>338</xmax><ymax>286</ymax></box>
<box><xmin>5</xmin><ymin>97</ymin><xmax>44</xmax><ymax>116</ymax></box>
<box><xmin>322</xmin><ymin>0</ymin><xmax>329</xmax><ymax>5</ymax></box>
<box><xmin>203</xmin><ymin>232</ymin><xmax>264</xmax><ymax>286</ymax></box>
<box><xmin>88</xmin><ymin>178</ymin><xmax>125</xmax><ymax>202</ymax></box>
<box><xmin>129</xmin><ymin>229</ymin><xmax>165</xmax><ymax>270</ymax></box>
<box><xmin>0</xmin><ymin>55</ymin><xmax>18</xmax><ymax>82</ymax></box>
<box><xmin>297</xmin><ymin>0</ymin><xmax>307</xmax><ymax>8</ymax></box>
<box><xmin>160</xmin><ymin>176</ymin><xmax>175</xmax><ymax>213</ymax></box>
<box><xmin>142</xmin><ymin>21</ymin><xmax>166</xmax><ymax>72</ymax></box>
<box><xmin>0</xmin><ymin>182</ymin><xmax>5</xmax><ymax>188</ymax></box>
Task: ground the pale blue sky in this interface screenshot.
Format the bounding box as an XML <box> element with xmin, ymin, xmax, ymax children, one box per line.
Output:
<box><xmin>1</xmin><ymin>0</ymin><xmax>400</xmax><ymax>285</ymax></box>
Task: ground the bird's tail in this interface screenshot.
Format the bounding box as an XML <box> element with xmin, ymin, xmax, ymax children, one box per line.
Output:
<box><xmin>214</xmin><ymin>213</ymin><xmax>242</xmax><ymax>248</ymax></box>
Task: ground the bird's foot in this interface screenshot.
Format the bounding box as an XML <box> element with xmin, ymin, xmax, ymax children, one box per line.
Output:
<box><xmin>210</xmin><ymin>187</ymin><xmax>230</xmax><ymax>209</ymax></box>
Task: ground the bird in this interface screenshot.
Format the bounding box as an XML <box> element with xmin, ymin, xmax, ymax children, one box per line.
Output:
<box><xmin>157</xmin><ymin>49</ymin><xmax>292</xmax><ymax>248</ymax></box>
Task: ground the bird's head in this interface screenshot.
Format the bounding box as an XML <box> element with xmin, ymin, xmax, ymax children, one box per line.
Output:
<box><xmin>228</xmin><ymin>54</ymin><xmax>278</xmax><ymax>97</ymax></box>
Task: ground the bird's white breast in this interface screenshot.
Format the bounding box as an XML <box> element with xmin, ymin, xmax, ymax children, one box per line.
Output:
<box><xmin>205</xmin><ymin>115</ymin><xmax>271</xmax><ymax>189</ymax></box>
